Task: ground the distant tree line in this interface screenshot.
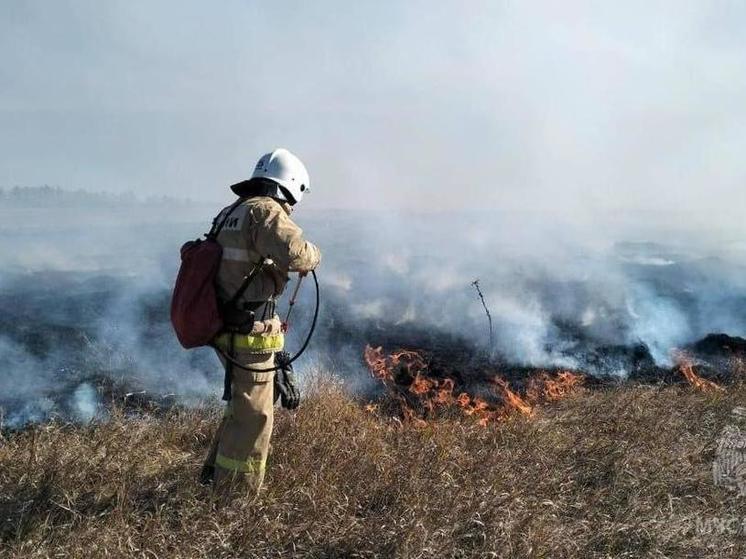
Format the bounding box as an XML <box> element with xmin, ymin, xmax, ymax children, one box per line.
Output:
<box><xmin>0</xmin><ymin>185</ymin><xmax>197</xmax><ymax>208</ymax></box>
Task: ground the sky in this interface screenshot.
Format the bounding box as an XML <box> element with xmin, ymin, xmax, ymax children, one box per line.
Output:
<box><xmin>1</xmin><ymin>1</ymin><xmax>745</xmax><ymax>213</ymax></box>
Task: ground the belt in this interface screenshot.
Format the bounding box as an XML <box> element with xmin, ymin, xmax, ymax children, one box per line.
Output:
<box><xmin>215</xmin><ymin>331</ymin><xmax>285</xmax><ymax>354</ymax></box>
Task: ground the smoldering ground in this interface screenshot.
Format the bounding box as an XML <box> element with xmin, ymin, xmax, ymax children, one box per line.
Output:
<box><xmin>1</xmin><ymin>188</ymin><xmax>745</xmax><ymax>427</ymax></box>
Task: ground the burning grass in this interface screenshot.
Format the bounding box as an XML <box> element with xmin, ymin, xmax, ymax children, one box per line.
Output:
<box><xmin>673</xmin><ymin>352</ymin><xmax>727</xmax><ymax>393</ymax></box>
<box><xmin>365</xmin><ymin>345</ymin><xmax>587</xmax><ymax>426</ymax></box>
<box><xmin>1</xmin><ymin>371</ymin><xmax>746</xmax><ymax>558</ymax></box>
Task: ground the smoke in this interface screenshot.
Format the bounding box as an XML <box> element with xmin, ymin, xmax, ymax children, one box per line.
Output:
<box><xmin>0</xmin><ymin>192</ymin><xmax>219</xmax><ymax>427</ymax></box>
<box><xmin>71</xmin><ymin>383</ymin><xmax>98</xmax><ymax>422</ymax></box>
<box><xmin>315</xmin><ymin>208</ymin><xmax>746</xmax><ymax>375</ymax></box>
<box><xmin>1</xmin><ymin>188</ymin><xmax>745</xmax><ymax>427</ymax></box>
<box><xmin>2</xmin><ymin>2</ymin><xmax>745</xmax><ymax>427</ymax></box>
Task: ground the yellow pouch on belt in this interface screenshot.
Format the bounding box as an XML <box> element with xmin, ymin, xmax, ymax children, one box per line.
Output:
<box><xmin>215</xmin><ymin>317</ymin><xmax>285</xmax><ymax>355</ymax></box>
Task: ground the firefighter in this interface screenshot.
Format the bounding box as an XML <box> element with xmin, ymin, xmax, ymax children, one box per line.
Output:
<box><xmin>202</xmin><ymin>148</ymin><xmax>321</xmax><ymax>496</ymax></box>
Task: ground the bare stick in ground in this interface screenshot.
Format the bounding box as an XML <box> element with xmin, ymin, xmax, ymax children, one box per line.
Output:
<box><xmin>471</xmin><ymin>279</ymin><xmax>494</xmax><ymax>349</ymax></box>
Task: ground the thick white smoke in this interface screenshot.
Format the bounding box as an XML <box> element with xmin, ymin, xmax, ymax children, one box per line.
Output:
<box><xmin>1</xmin><ymin>188</ymin><xmax>745</xmax><ymax>426</ymax></box>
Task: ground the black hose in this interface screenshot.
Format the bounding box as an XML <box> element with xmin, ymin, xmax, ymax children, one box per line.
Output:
<box><xmin>211</xmin><ymin>269</ymin><xmax>320</xmax><ymax>373</ymax></box>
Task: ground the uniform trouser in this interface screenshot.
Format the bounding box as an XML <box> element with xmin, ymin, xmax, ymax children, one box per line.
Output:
<box><xmin>208</xmin><ymin>349</ymin><xmax>275</xmax><ymax>496</ymax></box>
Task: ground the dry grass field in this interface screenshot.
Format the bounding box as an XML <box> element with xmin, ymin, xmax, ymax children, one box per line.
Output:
<box><xmin>1</xmin><ymin>372</ymin><xmax>745</xmax><ymax>558</ymax></box>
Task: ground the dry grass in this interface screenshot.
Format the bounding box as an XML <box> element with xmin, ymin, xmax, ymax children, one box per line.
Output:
<box><xmin>1</xmin><ymin>373</ymin><xmax>746</xmax><ymax>558</ymax></box>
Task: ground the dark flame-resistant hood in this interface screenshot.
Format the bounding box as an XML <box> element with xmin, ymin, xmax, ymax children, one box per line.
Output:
<box><xmin>230</xmin><ymin>177</ymin><xmax>291</xmax><ymax>204</ymax></box>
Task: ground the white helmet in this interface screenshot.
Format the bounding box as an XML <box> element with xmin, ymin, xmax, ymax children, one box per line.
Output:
<box><xmin>250</xmin><ymin>148</ymin><xmax>310</xmax><ymax>204</ymax></box>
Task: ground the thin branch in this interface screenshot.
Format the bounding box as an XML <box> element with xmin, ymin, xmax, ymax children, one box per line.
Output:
<box><xmin>471</xmin><ymin>279</ymin><xmax>494</xmax><ymax>348</ymax></box>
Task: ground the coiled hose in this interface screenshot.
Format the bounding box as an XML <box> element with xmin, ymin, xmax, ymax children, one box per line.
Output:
<box><xmin>212</xmin><ymin>269</ymin><xmax>320</xmax><ymax>373</ymax></box>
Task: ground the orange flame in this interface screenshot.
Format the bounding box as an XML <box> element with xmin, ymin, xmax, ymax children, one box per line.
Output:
<box><xmin>674</xmin><ymin>354</ymin><xmax>724</xmax><ymax>392</ymax></box>
<box><xmin>364</xmin><ymin>346</ymin><xmax>389</xmax><ymax>381</ymax></box>
<box><xmin>410</xmin><ymin>373</ymin><xmax>433</xmax><ymax>395</ymax></box>
<box><xmin>493</xmin><ymin>377</ymin><xmax>533</xmax><ymax>415</ymax></box>
<box><xmin>527</xmin><ymin>371</ymin><xmax>585</xmax><ymax>403</ymax></box>
<box><xmin>363</xmin><ymin>345</ymin><xmax>584</xmax><ymax>426</ymax></box>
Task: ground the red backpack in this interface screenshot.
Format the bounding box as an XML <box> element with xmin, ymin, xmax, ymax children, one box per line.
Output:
<box><xmin>170</xmin><ymin>199</ymin><xmax>244</xmax><ymax>348</ymax></box>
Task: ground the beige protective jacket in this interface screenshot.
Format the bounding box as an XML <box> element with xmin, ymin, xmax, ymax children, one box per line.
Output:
<box><xmin>214</xmin><ymin>196</ymin><xmax>321</xmax><ymax>306</ymax></box>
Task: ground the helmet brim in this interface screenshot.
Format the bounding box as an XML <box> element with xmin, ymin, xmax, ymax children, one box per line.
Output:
<box><xmin>229</xmin><ymin>179</ymin><xmax>259</xmax><ymax>196</ymax></box>
<box><xmin>229</xmin><ymin>177</ymin><xmax>297</xmax><ymax>205</ymax></box>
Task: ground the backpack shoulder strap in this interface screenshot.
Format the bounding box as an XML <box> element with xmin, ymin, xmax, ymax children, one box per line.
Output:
<box><xmin>226</xmin><ymin>257</ymin><xmax>270</xmax><ymax>308</ymax></box>
<box><xmin>206</xmin><ymin>197</ymin><xmax>245</xmax><ymax>239</ymax></box>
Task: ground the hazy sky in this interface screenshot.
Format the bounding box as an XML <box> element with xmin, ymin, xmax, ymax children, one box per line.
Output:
<box><xmin>1</xmin><ymin>1</ymin><xmax>745</xmax><ymax>212</ymax></box>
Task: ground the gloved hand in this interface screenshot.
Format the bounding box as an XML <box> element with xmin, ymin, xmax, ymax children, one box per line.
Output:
<box><xmin>274</xmin><ymin>351</ymin><xmax>300</xmax><ymax>410</ymax></box>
